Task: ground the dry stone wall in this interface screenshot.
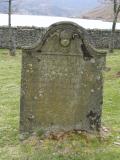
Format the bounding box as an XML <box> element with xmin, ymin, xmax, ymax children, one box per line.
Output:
<box><xmin>0</xmin><ymin>26</ymin><xmax>120</xmax><ymax>49</ymax></box>
<box><xmin>87</xmin><ymin>29</ymin><xmax>120</xmax><ymax>49</ymax></box>
<box><xmin>0</xmin><ymin>26</ymin><xmax>46</xmax><ymax>49</ymax></box>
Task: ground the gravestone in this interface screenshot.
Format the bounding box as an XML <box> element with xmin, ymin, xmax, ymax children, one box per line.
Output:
<box><xmin>20</xmin><ymin>22</ymin><xmax>107</xmax><ymax>135</ymax></box>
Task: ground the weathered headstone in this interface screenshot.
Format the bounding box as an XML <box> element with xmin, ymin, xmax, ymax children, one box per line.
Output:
<box><xmin>20</xmin><ymin>22</ymin><xmax>107</xmax><ymax>135</ymax></box>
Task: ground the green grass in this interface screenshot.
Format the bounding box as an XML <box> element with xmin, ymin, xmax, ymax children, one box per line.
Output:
<box><xmin>0</xmin><ymin>49</ymin><xmax>120</xmax><ymax>160</ymax></box>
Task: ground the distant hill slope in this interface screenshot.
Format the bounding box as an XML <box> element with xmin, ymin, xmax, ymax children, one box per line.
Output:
<box><xmin>80</xmin><ymin>4</ymin><xmax>120</xmax><ymax>22</ymax></box>
<box><xmin>0</xmin><ymin>0</ymin><xmax>99</xmax><ymax>17</ymax></box>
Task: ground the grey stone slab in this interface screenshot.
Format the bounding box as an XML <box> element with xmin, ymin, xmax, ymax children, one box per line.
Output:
<box><xmin>20</xmin><ymin>22</ymin><xmax>107</xmax><ymax>135</ymax></box>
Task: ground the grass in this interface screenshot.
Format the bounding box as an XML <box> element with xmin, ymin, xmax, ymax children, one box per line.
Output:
<box><xmin>0</xmin><ymin>49</ymin><xmax>120</xmax><ymax>160</ymax></box>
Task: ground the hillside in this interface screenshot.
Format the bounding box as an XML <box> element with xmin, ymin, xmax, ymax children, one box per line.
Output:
<box><xmin>0</xmin><ymin>0</ymin><xmax>99</xmax><ymax>17</ymax></box>
<box><xmin>80</xmin><ymin>4</ymin><xmax>120</xmax><ymax>22</ymax></box>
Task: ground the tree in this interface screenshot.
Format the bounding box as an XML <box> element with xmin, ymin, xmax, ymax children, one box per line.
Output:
<box><xmin>110</xmin><ymin>0</ymin><xmax>120</xmax><ymax>52</ymax></box>
<box><xmin>0</xmin><ymin>0</ymin><xmax>16</xmax><ymax>56</ymax></box>
<box><xmin>101</xmin><ymin>0</ymin><xmax>120</xmax><ymax>52</ymax></box>
<box><xmin>8</xmin><ymin>0</ymin><xmax>16</xmax><ymax>56</ymax></box>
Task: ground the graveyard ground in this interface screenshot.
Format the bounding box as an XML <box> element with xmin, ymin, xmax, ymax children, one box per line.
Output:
<box><xmin>0</xmin><ymin>49</ymin><xmax>120</xmax><ymax>160</ymax></box>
